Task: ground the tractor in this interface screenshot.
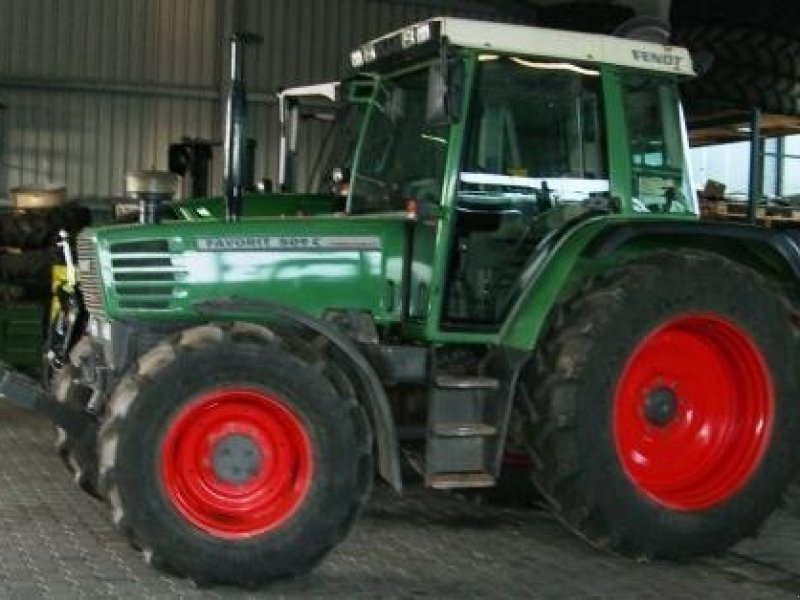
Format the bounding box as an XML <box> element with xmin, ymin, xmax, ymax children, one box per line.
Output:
<box><xmin>2</xmin><ymin>17</ymin><xmax>800</xmax><ymax>587</ymax></box>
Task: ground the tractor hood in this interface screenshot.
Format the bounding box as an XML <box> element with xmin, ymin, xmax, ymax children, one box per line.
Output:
<box><xmin>171</xmin><ymin>191</ymin><xmax>346</xmax><ymax>221</ymax></box>
<box><xmin>77</xmin><ymin>213</ymin><xmax>410</xmax><ymax>325</ymax></box>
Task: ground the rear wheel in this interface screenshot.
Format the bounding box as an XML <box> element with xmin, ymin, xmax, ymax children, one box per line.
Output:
<box><xmin>522</xmin><ymin>251</ymin><xmax>800</xmax><ymax>557</ymax></box>
<box><xmin>98</xmin><ymin>323</ymin><xmax>373</xmax><ymax>586</ymax></box>
<box><xmin>614</xmin><ymin>314</ymin><xmax>772</xmax><ymax>511</ymax></box>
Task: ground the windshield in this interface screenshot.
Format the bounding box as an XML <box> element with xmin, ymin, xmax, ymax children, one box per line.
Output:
<box><xmin>349</xmin><ymin>67</ymin><xmax>449</xmax><ymax>213</ymax></box>
<box><xmin>310</xmin><ymin>101</ymin><xmax>364</xmax><ymax>194</ymax></box>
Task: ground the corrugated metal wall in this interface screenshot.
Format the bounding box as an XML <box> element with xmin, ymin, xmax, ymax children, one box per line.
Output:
<box><xmin>0</xmin><ymin>0</ymin><xmax>511</xmax><ymax>201</ymax></box>
<box><xmin>0</xmin><ymin>0</ymin><xmax>221</xmax><ymax>200</ymax></box>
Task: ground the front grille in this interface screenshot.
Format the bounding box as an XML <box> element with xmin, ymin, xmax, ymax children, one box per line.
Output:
<box><xmin>77</xmin><ymin>235</ymin><xmax>104</xmax><ymax>313</ymax></box>
<box><xmin>108</xmin><ymin>240</ymin><xmax>185</xmax><ymax>311</ymax></box>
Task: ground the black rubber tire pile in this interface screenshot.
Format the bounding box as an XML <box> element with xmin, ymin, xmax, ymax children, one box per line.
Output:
<box><xmin>0</xmin><ymin>203</ymin><xmax>90</xmax><ymax>303</ymax></box>
<box><xmin>677</xmin><ymin>23</ymin><xmax>800</xmax><ymax>115</ymax></box>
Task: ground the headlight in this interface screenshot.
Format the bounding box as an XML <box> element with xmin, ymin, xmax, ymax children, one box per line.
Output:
<box><xmin>350</xmin><ymin>49</ymin><xmax>365</xmax><ymax>68</ymax></box>
<box><xmin>401</xmin><ymin>27</ymin><xmax>416</xmax><ymax>49</ymax></box>
<box><xmin>100</xmin><ymin>319</ymin><xmax>112</xmax><ymax>342</ymax></box>
<box><xmin>88</xmin><ymin>316</ymin><xmax>99</xmax><ymax>338</ymax></box>
<box><xmin>414</xmin><ymin>23</ymin><xmax>431</xmax><ymax>44</ymax></box>
<box><xmin>88</xmin><ymin>315</ymin><xmax>112</xmax><ymax>341</ymax></box>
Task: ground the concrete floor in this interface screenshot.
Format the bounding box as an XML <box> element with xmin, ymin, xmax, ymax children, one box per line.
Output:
<box><xmin>0</xmin><ymin>403</ymin><xmax>799</xmax><ymax>599</ymax></box>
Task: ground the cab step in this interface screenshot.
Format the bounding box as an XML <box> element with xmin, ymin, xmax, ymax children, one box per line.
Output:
<box><xmin>435</xmin><ymin>374</ymin><xmax>499</xmax><ymax>390</ymax></box>
<box><xmin>432</xmin><ymin>422</ymin><xmax>497</xmax><ymax>437</ymax></box>
<box><xmin>425</xmin><ymin>374</ymin><xmax>502</xmax><ymax>488</ymax></box>
<box><xmin>428</xmin><ymin>472</ymin><xmax>496</xmax><ymax>489</ymax></box>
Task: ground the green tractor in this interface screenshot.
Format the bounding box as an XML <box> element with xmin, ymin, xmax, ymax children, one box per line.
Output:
<box><xmin>3</xmin><ymin>17</ymin><xmax>800</xmax><ymax>587</ymax></box>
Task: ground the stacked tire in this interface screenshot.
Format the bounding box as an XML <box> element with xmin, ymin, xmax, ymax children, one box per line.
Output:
<box><xmin>0</xmin><ymin>202</ymin><xmax>90</xmax><ymax>302</ymax></box>
<box><xmin>677</xmin><ymin>24</ymin><xmax>800</xmax><ymax>116</ymax></box>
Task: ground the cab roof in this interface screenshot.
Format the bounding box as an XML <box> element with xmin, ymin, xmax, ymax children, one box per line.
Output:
<box><xmin>351</xmin><ymin>16</ymin><xmax>695</xmax><ymax>77</ymax></box>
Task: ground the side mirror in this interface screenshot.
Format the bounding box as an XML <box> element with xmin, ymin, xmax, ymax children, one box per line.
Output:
<box><xmin>331</xmin><ymin>167</ymin><xmax>350</xmax><ymax>184</ymax></box>
<box><xmin>426</xmin><ymin>53</ymin><xmax>464</xmax><ymax>125</ymax></box>
<box><xmin>330</xmin><ymin>167</ymin><xmax>351</xmax><ymax>196</ymax></box>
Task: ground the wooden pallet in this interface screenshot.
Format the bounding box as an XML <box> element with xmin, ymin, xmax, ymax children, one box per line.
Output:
<box><xmin>701</xmin><ymin>200</ymin><xmax>800</xmax><ymax>226</ymax></box>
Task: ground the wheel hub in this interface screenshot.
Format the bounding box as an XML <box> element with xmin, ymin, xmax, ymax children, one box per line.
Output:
<box><xmin>159</xmin><ymin>387</ymin><xmax>313</xmax><ymax>538</ymax></box>
<box><xmin>643</xmin><ymin>386</ymin><xmax>679</xmax><ymax>426</ymax></box>
<box><xmin>211</xmin><ymin>434</ymin><xmax>263</xmax><ymax>485</ymax></box>
<box><xmin>614</xmin><ymin>314</ymin><xmax>774</xmax><ymax>511</ymax></box>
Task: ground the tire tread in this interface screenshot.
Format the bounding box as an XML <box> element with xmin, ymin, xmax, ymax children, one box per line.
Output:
<box><xmin>98</xmin><ymin>322</ymin><xmax>374</xmax><ymax>586</ymax></box>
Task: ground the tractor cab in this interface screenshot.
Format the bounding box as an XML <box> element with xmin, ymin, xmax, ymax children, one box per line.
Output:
<box><xmin>338</xmin><ymin>17</ymin><xmax>696</xmax><ymax>332</ymax></box>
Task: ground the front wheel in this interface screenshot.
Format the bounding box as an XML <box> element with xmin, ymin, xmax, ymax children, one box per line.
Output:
<box><xmin>524</xmin><ymin>251</ymin><xmax>800</xmax><ymax>558</ymax></box>
<box><xmin>51</xmin><ymin>336</ymin><xmax>98</xmax><ymax>497</ymax></box>
<box><xmin>98</xmin><ymin>323</ymin><xmax>373</xmax><ymax>586</ymax></box>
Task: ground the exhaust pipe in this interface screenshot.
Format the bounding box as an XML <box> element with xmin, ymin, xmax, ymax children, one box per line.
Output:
<box><xmin>223</xmin><ymin>32</ymin><xmax>263</xmax><ymax>222</ymax></box>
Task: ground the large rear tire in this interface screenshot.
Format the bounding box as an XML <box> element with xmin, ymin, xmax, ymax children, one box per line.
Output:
<box><xmin>677</xmin><ymin>25</ymin><xmax>800</xmax><ymax>78</ymax></box>
<box><xmin>522</xmin><ymin>251</ymin><xmax>800</xmax><ymax>558</ymax></box>
<box><xmin>98</xmin><ymin>323</ymin><xmax>373</xmax><ymax>586</ymax></box>
<box><xmin>682</xmin><ymin>66</ymin><xmax>800</xmax><ymax>116</ymax></box>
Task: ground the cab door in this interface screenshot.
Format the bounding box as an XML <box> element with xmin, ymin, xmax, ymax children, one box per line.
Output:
<box><xmin>438</xmin><ymin>55</ymin><xmax>611</xmax><ymax>331</ymax></box>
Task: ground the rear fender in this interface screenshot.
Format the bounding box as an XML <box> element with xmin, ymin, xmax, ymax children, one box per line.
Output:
<box><xmin>586</xmin><ymin>221</ymin><xmax>800</xmax><ymax>282</ymax></box>
<box><xmin>499</xmin><ymin>218</ymin><xmax>800</xmax><ymax>350</ymax></box>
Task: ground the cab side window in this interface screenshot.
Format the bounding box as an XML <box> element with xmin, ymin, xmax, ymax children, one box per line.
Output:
<box><xmin>622</xmin><ymin>75</ymin><xmax>694</xmax><ymax>213</ymax></box>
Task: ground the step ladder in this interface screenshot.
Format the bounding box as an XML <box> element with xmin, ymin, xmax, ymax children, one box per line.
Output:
<box><xmin>425</xmin><ymin>374</ymin><xmax>502</xmax><ymax>490</ymax></box>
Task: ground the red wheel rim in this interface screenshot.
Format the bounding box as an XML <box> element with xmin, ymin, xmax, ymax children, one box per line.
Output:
<box><xmin>614</xmin><ymin>314</ymin><xmax>774</xmax><ymax>511</ymax></box>
<box><xmin>160</xmin><ymin>387</ymin><xmax>313</xmax><ymax>538</ymax></box>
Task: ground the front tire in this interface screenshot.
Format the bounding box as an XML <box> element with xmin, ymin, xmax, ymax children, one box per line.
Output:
<box><xmin>523</xmin><ymin>251</ymin><xmax>800</xmax><ymax>558</ymax></box>
<box><xmin>51</xmin><ymin>336</ymin><xmax>99</xmax><ymax>497</ymax></box>
<box><xmin>98</xmin><ymin>323</ymin><xmax>373</xmax><ymax>586</ymax></box>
